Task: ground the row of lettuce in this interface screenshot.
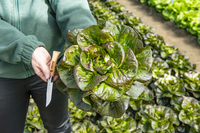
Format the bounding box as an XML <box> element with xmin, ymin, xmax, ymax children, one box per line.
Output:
<box><xmin>140</xmin><ymin>0</ymin><xmax>200</xmax><ymax>45</ymax></box>
<box><xmin>24</xmin><ymin>0</ymin><xmax>200</xmax><ymax>133</ymax></box>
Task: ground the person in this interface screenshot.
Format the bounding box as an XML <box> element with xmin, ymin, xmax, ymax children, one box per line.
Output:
<box><xmin>0</xmin><ymin>0</ymin><xmax>97</xmax><ymax>133</ymax></box>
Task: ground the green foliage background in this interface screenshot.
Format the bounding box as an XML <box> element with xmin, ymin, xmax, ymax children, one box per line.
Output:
<box><xmin>140</xmin><ymin>0</ymin><xmax>200</xmax><ymax>45</ymax></box>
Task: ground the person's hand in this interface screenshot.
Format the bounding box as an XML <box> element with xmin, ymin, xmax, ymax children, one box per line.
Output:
<box><xmin>31</xmin><ymin>47</ymin><xmax>51</xmax><ymax>82</ymax></box>
<box><xmin>31</xmin><ymin>47</ymin><xmax>59</xmax><ymax>82</ymax></box>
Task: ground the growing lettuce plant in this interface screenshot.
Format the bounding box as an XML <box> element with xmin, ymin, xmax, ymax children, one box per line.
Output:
<box><xmin>110</xmin><ymin>4</ymin><xmax>128</xmax><ymax>14</ymax></box>
<box><xmin>179</xmin><ymin>96</ymin><xmax>200</xmax><ymax>129</ymax></box>
<box><xmin>143</xmin><ymin>33</ymin><xmax>165</xmax><ymax>51</ymax></box>
<box><xmin>152</xmin><ymin>57</ymin><xmax>169</xmax><ymax>79</ymax></box>
<box><xmin>56</xmin><ymin>21</ymin><xmax>152</xmax><ymax>118</ymax></box>
<box><xmin>136</xmin><ymin>105</ymin><xmax>179</xmax><ymax>132</ymax></box>
<box><xmin>135</xmin><ymin>23</ymin><xmax>155</xmax><ymax>37</ymax></box>
<box><xmin>147</xmin><ymin>0</ymin><xmax>171</xmax><ymax>13</ymax></box>
<box><xmin>24</xmin><ymin>98</ymin><xmax>46</xmax><ymax>133</ymax></box>
<box><xmin>129</xmin><ymin>88</ymin><xmax>154</xmax><ymax>112</ymax></box>
<box><xmin>155</xmin><ymin>73</ymin><xmax>185</xmax><ymax>99</ymax></box>
<box><xmin>68</xmin><ymin>99</ymin><xmax>96</xmax><ymax>125</ymax></box>
<box><xmin>89</xmin><ymin>2</ymin><xmax>105</xmax><ymax>11</ymax></box>
<box><xmin>97</xmin><ymin>113</ymin><xmax>137</xmax><ymax>133</ymax></box>
<box><xmin>105</xmin><ymin>1</ymin><xmax>120</xmax><ymax>7</ymax></box>
<box><xmin>160</xmin><ymin>45</ymin><xmax>179</xmax><ymax>59</ymax></box>
<box><xmin>183</xmin><ymin>72</ymin><xmax>200</xmax><ymax>98</ymax></box>
<box><xmin>142</xmin><ymin>0</ymin><xmax>200</xmax><ymax>44</ymax></box>
<box><xmin>166</xmin><ymin>53</ymin><xmax>196</xmax><ymax>72</ymax></box>
<box><xmin>71</xmin><ymin>120</ymin><xmax>100</xmax><ymax>133</ymax></box>
<box><xmin>124</xmin><ymin>15</ymin><xmax>142</xmax><ymax>27</ymax></box>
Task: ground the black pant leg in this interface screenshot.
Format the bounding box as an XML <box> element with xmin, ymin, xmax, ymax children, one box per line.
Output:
<box><xmin>29</xmin><ymin>75</ymin><xmax>71</xmax><ymax>133</ymax></box>
<box><xmin>0</xmin><ymin>78</ymin><xmax>30</xmax><ymax>133</ymax></box>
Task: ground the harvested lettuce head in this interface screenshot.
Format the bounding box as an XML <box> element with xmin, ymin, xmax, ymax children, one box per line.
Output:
<box><xmin>57</xmin><ymin>21</ymin><xmax>152</xmax><ymax>118</ymax></box>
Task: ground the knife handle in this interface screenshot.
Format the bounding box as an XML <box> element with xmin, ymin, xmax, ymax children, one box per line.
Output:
<box><xmin>50</xmin><ymin>51</ymin><xmax>61</xmax><ymax>77</ymax></box>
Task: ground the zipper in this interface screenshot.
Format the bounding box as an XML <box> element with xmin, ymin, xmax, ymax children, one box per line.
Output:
<box><xmin>15</xmin><ymin>0</ymin><xmax>31</xmax><ymax>77</ymax></box>
<box><xmin>15</xmin><ymin>0</ymin><xmax>20</xmax><ymax>29</ymax></box>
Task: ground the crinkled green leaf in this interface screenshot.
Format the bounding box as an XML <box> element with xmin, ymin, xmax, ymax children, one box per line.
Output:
<box><xmin>144</xmin><ymin>106</ymin><xmax>176</xmax><ymax>121</ymax></box>
<box><xmin>124</xmin><ymin>15</ymin><xmax>142</xmax><ymax>27</ymax></box>
<box><xmin>156</xmin><ymin>97</ymin><xmax>171</xmax><ymax>106</ymax></box>
<box><xmin>134</xmin><ymin>46</ymin><xmax>153</xmax><ymax>80</ymax></box>
<box><xmin>110</xmin><ymin>4</ymin><xmax>127</xmax><ymax>13</ymax></box>
<box><xmin>102</xmin><ymin>22</ymin><xmax>144</xmax><ymax>54</ymax></box>
<box><xmin>193</xmin><ymin>92</ymin><xmax>200</xmax><ymax>99</ymax></box>
<box><xmin>138</xmin><ymin>105</ymin><xmax>179</xmax><ymax>131</ymax></box>
<box><xmin>56</xmin><ymin>79</ymin><xmax>68</xmax><ymax>95</ymax></box>
<box><xmin>137</xmin><ymin>69</ymin><xmax>152</xmax><ymax>86</ymax></box>
<box><xmin>155</xmin><ymin>87</ymin><xmax>173</xmax><ymax>99</ymax></box>
<box><xmin>58</xmin><ymin>65</ymin><xmax>78</xmax><ymax>89</ymax></box>
<box><xmin>181</xmin><ymin>96</ymin><xmax>200</xmax><ymax>110</ymax></box>
<box><xmin>23</xmin><ymin>129</ymin><xmax>32</xmax><ymax>133</ymax></box>
<box><xmin>61</xmin><ymin>45</ymin><xmax>82</xmax><ymax>67</ymax></box>
<box><xmin>93</xmin><ymin>8</ymin><xmax>110</xmax><ymax>16</ymax></box>
<box><xmin>155</xmin><ymin>74</ymin><xmax>185</xmax><ymax>97</ymax></box>
<box><xmin>77</xmin><ymin>25</ymin><xmax>114</xmax><ymax>50</ymax></box>
<box><xmin>89</xmin><ymin>2</ymin><xmax>105</xmax><ymax>10</ymax></box>
<box><xmin>74</xmin><ymin>64</ymin><xmax>108</xmax><ymax>91</ymax></box>
<box><xmin>129</xmin><ymin>98</ymin><xmax>142</xmax><ymax>111</ymax></box>
<box><xmin>80</xmin><ymin>45</ymin><xmax>111</xmax><ymax>73</ymax></box>
<box><xmin>91</xmin><ymin>82</ymin><xmax>129</xmax><ymax>101</ymax></box>
<box><xmin>152</xmin><ymin>57</ymin><xmax>169</xmax><ymax>79</ymax></box>
<box><xmin>102</xmin><ymin>41</ymin><xmax>125</xmax><ymax>69</ymax></box>
<box><xmin>118</xmin><ymin>21</ymin><xmax>140</xmax><ymax>41</ymax></box>
<box><xmin>190</xmin><ymin>126</ymin><xmax>200</xmax><ymax>133</ymax></box>
<box><xmin>67</xmin><ymin>88</ymin><xmax>93</xmax><ymax>111</ymax></box>
<box><xmin>151</xmin><ymin>119</ymin><xmax>170</xmax><ymax>131</ymax></box>
<box><xmin>179</xmin><ymin>110</ymin><xmax>200</xmax><ymax>127</ymax></box>
<box><xmin>139</xmin><ymin>88</ymin><xmax>154</xmax><ymax>101</ymax></box>
<box><xmin>138</xmin><ymin>120</ymin><xmax>153</xmax><ymax>132</ymax></box>
<box><xmin>98</xmin><ymin>113</ymin><xmax>137</xmax><ymax>132</ymax></box>
<box><xmin>179</xmin><ymin>96</ymin><xmax>200</xmax><ymax>127</ymax></box>
<box><xmin>183</xmin><ymin>72</ymin><xmax>200</xmax><ymax>94</ymax></box>
<box><xmin>166</xmin><ymin>53</ymin><xmax>196</xmax><ymax>72</ymax></box>
<box><xmin>71</xmin><ymin>120</ymin><xmax>99</xmax><ymax>133</ymax></box>
<box><xmin>91</xmin><ymin>95</ymin><xmax>130</xmax><ymax>118</ymax></box>
<box><xmin>69</xmin><ymin>101</ymin><xmax>94</xmax><ymax>125</ymax></box>
<box><xmin>67</xmin><ymin>29</ymin><xmax>83</xmax><ymax>45</ymax></box>
<box><xmin>105</xmin><ymin>47</ymin><xmax>138</xmax><ymax>87</ymax></box>
<box><xmin>58</xmin><ymin>45</ymin><xmax>82</xmax><ymax>88</ymax></box>
<box><xmin>160</xmin><ymin>45</ymin><xmax>179</xmax><ymax>59</ymax></box>
<box><xmin>105</xmin><ymin>1</ymin><xmax>120</xmax><ymax>7</ymax></box>
<box><xmin>97</xmin><ymin>12</ymin><xmax>118</xmax><ymax>21</ymax></box>
<box><xmin>170</xmin><ymin>96</ymin><xmax>183</xmax><ymax>112</ymax></box>
<box><xmin>126</xmin><ymin>81</ymin><xmax>147</xmax><ymax>98</ymax></box>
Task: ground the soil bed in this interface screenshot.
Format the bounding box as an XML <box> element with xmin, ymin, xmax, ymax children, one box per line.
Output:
<box><xmin>116</xmin><ymin>0</ymin><xmax>200</xmax><ymax>72</ymax></box>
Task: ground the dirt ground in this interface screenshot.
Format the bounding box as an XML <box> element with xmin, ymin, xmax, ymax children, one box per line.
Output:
<box><xmin>116</xmin><ymin>0</ymin><xmax>200</xmax><ymax>72</ymax></box>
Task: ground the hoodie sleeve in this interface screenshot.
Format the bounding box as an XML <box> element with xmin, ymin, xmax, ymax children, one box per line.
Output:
<box><xmin>0</xmin><ymin>19</ymin><xmax>45</xmax><ymax>65</ymax></box>
<box><xmin>48</xmin><ymin>0</ymin><xmax>97</xmax><ymax>38</ymax></box>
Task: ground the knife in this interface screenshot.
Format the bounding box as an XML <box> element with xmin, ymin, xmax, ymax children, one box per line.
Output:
<box><xmin>46</xmin><ymin>51</ymin><xmax>61</xmax><ymax>107</ymax></box>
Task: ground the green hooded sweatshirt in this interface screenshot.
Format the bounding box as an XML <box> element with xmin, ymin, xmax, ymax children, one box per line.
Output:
<box><xmin>0</xmin><ymin>0</ymin><xmax>97</xmax><ymax>79</ymax></box>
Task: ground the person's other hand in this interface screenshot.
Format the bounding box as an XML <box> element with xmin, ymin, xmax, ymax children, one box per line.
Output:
<box><xmin>31</xmin><ymin>47</ymin><xmax>51</xmax><ymax>82</ymax></box>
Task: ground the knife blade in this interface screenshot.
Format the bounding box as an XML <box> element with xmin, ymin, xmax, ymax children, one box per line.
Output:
<box><xmin>46</xmin><ymin>51</ymin><xmax>61</xmax><ymax>107</ymax></box>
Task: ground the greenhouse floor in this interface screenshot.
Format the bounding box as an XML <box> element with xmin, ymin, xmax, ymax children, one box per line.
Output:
<box><xmin>116</xmin><ymin>0</ymin><xmax>200</xmax><ymax>72</ymax></box>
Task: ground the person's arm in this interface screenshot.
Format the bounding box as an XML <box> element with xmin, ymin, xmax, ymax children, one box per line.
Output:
<box><xmin>0</xmin><ymin>19</ymin><xmax>45</xmax><ymax>65</ymax></box>
<box><xmin>48</xmin><ymin>0</ymin><xmax>97</xmax><ymax>38</ymax></box>
<box><xmin>0</xmin><ymin>19</ymin><xmax>51</xmax><ymax>81</ymax></box>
